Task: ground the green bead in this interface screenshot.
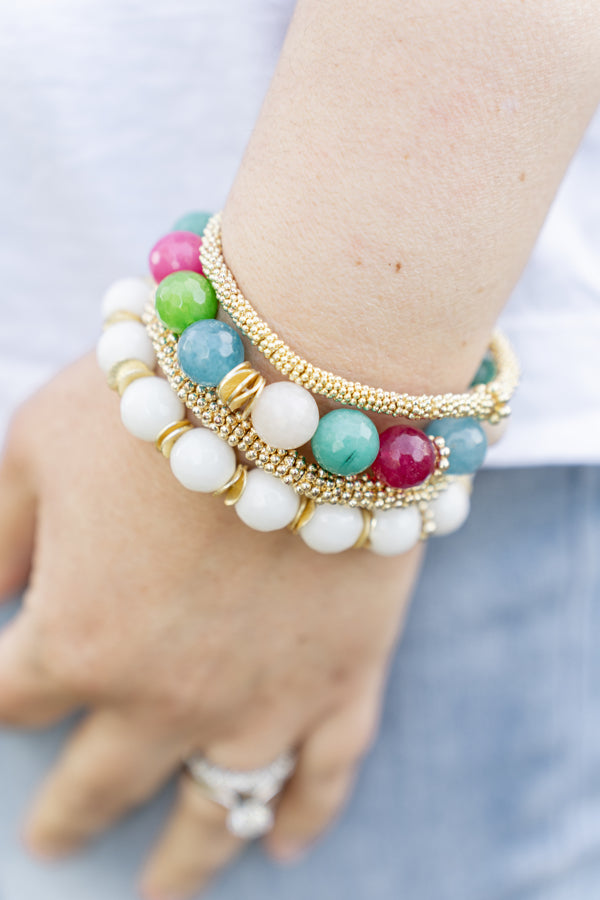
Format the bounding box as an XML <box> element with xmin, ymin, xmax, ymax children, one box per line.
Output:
<box><xmin>172</xmin><ymin>210</ymin><xmax>213</xmax><ymax>237</ymax></box>
<box><xmin>470</xmin><ymin>351</ymin><xmax>497</xmax><ymax>386</ymax></box>
<box><xmin>155</xmin><ymin>271</ymin><xmax>218</xmax><ymax>334</ymax></box>
<box><xmin>311</xmin><ymin>409</ymin><xmax>380</xmax><ymax>476</ymax></box>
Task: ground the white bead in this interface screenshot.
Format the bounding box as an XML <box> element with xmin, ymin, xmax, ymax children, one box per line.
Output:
<box><xmin>170</xmin><ymin>428</ymin><xmax>237</xmax><ymax>493</ymax></box>
<box><xmin>429</xmin><ymin>481</ymin><xmax>471</xmax><ymax>536</ymax></box>
<box><xmin>481</xmin><ymin>416</ymin><xmax>510</xmax><ymax>446</ymax></box>
<box><xmin>299</xmin><ymin>504</ymin><xmax>363</xmax><ymax>554</ymax></box>
<box><xmin>101</xmin><ymin>276</ymin><xmax>152</xmax><ymax>319</ymax></box>
<box><xmin>369</xmin><ymin>505</ymin><xmax>422</xmax><ymax>557</ymax></box>
<box><xmin>96</xmin><ymin>321</ymin><xmax>156</xmax><ymax>374</ymax></box>
<box><xmin>251</xmin><ymin>382</ymin><xmax>320</xmax><ymax>449</ymax></box>
<box><xmin>120</xmin><ymin>377</ymin><xmax>185</xmax><ymax>442</ymax></box>
<box><xmin>235</xmin><ymin>469</ymin><xmax>300</xmax><ymax>532</ymax></box>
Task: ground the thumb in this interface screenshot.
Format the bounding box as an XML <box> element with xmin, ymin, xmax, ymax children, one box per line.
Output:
<box><xmin>0</xmin><ymin>420</ymin><xmax>37</xmax><ymax>600</ymax></box>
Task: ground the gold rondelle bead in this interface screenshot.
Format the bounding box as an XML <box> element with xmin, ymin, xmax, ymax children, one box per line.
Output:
<box><xmin>218</xmin><ymin>362</ymin><xmax>266</xmax><ymax>419</ymax></box>
<box><xmin>213</xmin><ymin>464</ymin><xmax>248</xmax><ymax>506</ymax></box>
<box><xmin>102</xmin><ymin>310</ymin><xmax>143</xmax><ymax>329</ymax></box>
<box><xmin>155</xmin><ymin>420</ymin><xmax>194</xmax><ymax>458</ymax></box>
<box><xmin>108</xmin><ymin>358</ymin><xmax>155</xmax><ymax>395</ymax></box>
<box><xmin>288</xmin><ymin>496</ymin><xmax>317</xmax><ymax>534</ymax></box>
<box><xmin>353</xmin><ymin>509</ymin><xmax>374</xmax><ymax>550</ymax></box>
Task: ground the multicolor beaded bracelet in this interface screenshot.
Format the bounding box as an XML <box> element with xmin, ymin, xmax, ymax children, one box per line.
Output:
<box><xmin>96</xmin><ymin>211</ymin><xmax>516</xmax><ymax>554</ymax></box>
<box><xmin>142</xmin><ymin>218</ymin><xmax>513</xmax><ymax>495</ymax></box>
<box><xmin>98</xmin><ymin>314</ymin><xmax>471</xmax><ymax>555</ymax></box>
<box><xmin>145</xmin><ymin>307</ymin><xmax>453</xmax><ymax>512</ymax></box>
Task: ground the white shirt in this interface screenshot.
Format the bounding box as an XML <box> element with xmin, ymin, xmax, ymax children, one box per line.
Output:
<box><xmin>1</xmin><ymin>0</ymin><xmax>599</xmax><ymax>466</ymax></box>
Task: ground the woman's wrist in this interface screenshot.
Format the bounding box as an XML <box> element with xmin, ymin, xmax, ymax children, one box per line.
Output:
<box><xmin>220</xmin><ymin>0</ymin><xmax>600</xmax><ymax>395</ymax></box>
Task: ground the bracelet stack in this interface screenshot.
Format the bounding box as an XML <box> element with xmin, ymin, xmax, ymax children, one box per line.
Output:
<box><xmin>96</xmin><ymin>210</ymin><xmax>519</xmax><ymax>556</ymax></box>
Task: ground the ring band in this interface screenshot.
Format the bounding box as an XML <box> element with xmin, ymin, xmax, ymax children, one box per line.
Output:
<box><xmin>185</xmin><ymin>751</ymin><xmax>296</xmax><ymax>839</ymax></box>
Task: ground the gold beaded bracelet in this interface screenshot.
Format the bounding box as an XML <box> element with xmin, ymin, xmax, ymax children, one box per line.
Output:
<box><xmin>200</xmin><ymin>212</ymin><xmax>519</xmax><ymax>424</ymax></box>
<box><xmin>145</xmin><ymin>306</ymin><xmax>453</xmax><ymax>512</ymax></box>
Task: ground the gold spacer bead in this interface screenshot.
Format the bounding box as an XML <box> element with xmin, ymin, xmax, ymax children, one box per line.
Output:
<box><xmin>217</xmin><ymin>362</ymin><xmax>266</xmax><ymax>419</ymax></box>
<box><xmin>213</xmin><ymin>463</ymin><xmax>248</xmax><ymax>506</ymax></box>
<box><xmin>419</xmin><ymin>500</ymin><xmax>437</xmax><ymax>540</ymax></box>
<box><xmin>353</xmin><ymin>508</ymin><xmax>374</xmax><ymax>550</ymax></box>
<box><xmin>288</xmin><ymin>496</ymin><xmax>316</xmax><ymax>534</ymax></box>
<box><xmin>102</xmin><ymin>310</ymin><xmax>143</xmax><ymax>329</ymax></box>
<box><xmin>107</xmin><ymin>358</ymin><xmax>155</xmax><ymax>395</ymax></box>
<box><xmin>155</xmin><ymin>420</ymin><xmax>194</xmax><ymax>458</ymax></box>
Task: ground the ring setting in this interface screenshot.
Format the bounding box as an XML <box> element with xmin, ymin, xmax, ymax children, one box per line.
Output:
<box><xmin>185</xmin><ymin>751</ymin><xmax>296</xmax><ymax>839</ymax></box>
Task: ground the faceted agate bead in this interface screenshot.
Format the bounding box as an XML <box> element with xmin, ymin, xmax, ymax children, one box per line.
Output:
<box><xmin>425</xmin><ymin>417</ymin><xmax>487</xmax><ymax>475</ymax></box>
<box><xmin>177</xmin><ymin>319</ymin><xmax>244</xmax><ymax>386</ymax></box>
<box><xmin>371</xmin><ymin>426</ymin><xmax>436</xmax><ymax>489</ymax></box>
<box><xmin>470</xmin><ymin>351</ymin><xmax>497</xmax><ymax>387</ymax></box>
<box><xmin>170</xmin><ymin>428</ymin><xmax>237</xmax><ymax>493</ymax></box>
<box><xmin>299</xmin><ymin>504</ymin><xmax>364</xmax><ymax>554</ymax></box>
<box><xmin>172</xmin><ymin>210</ymin><xmax>212</xmax><ymax>237</ymax></box>
<box><xmin>101</xmin><ymin>276</ymin><xmax>151</xmax><ymax>319</ymax></box>
<box><xmin>430</xmin><ymin>480</ymin><xmax>471</xmax><ymax>535</ymax></box>
<box><xmin>155</xmin><ymin>271</ymin><xmax>218</xmax><ymax>334</ymax></box>
<box><xmin>149</xmin><ymin>231</ymin><xmax>203</xmax><ymax>283</ymax></box>
<box><xmin>369</xmin><ymin>505</ymin><xmax>422</xmax><ymax>557</ymax></box>
<box><xmin>235</xmin><ymin>469</ymin><xmax>300</xmax><ymax>532</ymax></box>
<box><xmin>251</xmin><ymin>382</ymin><xmax>320</xmax><ymax>450</ymax></box>
<box><xmin>120</xmin><ymin>377</ymin><xmax>184</xmax><ymax>442</ymax></box>
<box><xmin>96</xmin><ymin>321</ymin><xmax>156</xmax><ymax>374</ymax></box>
<box><xmin>311</xmin><ymin>409</ymin><xmax>379</xmax><ymax>477</ymax></box>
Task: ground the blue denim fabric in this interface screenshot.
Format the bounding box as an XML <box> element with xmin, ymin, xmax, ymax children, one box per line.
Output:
<box><xmin>1</xmin><ymin>467</ymin><xmax>599</xmax><ymax>900</ymax></box>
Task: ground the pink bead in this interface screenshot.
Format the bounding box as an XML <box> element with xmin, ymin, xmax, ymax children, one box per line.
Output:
<box><xmin>149</xmin><ymin>231</ymin><xmax>203</xmax><ymax>283</ymax></box>
<box><xmin>371</xmin><ymin>426</ymin><xmax>436</xmax><ymax>489</ymax></box>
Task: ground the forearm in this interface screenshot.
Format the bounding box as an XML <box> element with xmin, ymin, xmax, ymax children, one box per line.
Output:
<box><xmin>222</xmin><ymin>0</ymin><xmax>600</xmax><ymax>394</ymax></box>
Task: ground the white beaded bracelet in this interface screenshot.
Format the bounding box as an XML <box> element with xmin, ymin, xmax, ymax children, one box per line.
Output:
<box><xmin>97</xmin><ymin>276</ymin><xmax>472</xmax><ymax>555</ymax></box>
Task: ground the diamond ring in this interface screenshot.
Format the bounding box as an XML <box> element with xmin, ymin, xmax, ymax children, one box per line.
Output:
<box><xmin>185</xmin><ymin>751</ymin><xmax>296</xmax><ymax>839</ymax></box>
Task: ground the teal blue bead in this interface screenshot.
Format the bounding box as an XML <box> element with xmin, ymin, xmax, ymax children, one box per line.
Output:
<box><xmin>311</xmin><ymin>409</ymin><xmax>380</xmax><ymax>476</ymax></box>
<box><xmin>172</xmin><ymin>211</ymin><xmax>213</xmax><ymax>237</ymax></box>
<box><xmin>177</xmin><ymin>320</ymin><xmax>244</xmax><ymax>386</ymax></box>
<box><xmin>470</xmin><ymin>351</ymin><xmax>497</xmax><ymax>386</ymax></box>
<box><xmin>425</xmin><ymin>417</ymin><xmax>487</xmax><ymax>475</ymax></box>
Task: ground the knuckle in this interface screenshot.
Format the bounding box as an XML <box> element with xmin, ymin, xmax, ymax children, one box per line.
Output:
<box><xmin>0</xmin><ymin>692</ymin><xmax>29</xmax><ymax>726</ymax></box>
<box><xmin>309</xmin><ymin>708</ymin><xmax>380</xmax><ymax>781</ymax></box>
<box><xmin>149</xmin><ymin>684</ymin><xmax>210</xmax><ymax>732</ymax></box>
<box><xmin>23</xmin><ymin>615</ymin><xmax>78</xmax><ymax>691</ymax></box>
<box><xmin>31</xmin><ymin>612</ymin><xmax>111</xmax><ymax>700</ymax></box>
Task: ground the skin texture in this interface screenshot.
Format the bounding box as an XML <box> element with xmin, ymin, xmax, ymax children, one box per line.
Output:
<box><xmin>0</xmin><ymin>356</ymin><xmax>423</xmax><ymax>899</ymax></box>
<box><xmin>0</xmin><ymin>2</ymin><xmax>599</xmax><ymax>899</ymax></box>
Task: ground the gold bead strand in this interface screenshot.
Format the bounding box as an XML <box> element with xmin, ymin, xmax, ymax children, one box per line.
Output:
<box><xmin>200</xmin><ymin>212</ymin><xmax>519</xmax><ymax>421</ymax></box>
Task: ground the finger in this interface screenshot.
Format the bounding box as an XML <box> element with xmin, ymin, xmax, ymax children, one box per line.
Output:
<box><xmin>140</xmin><ymin>772</ymin><xmax>244</xmax><ymax>900</ymax></box>
<box><xmin>140</xmin><ymin>730</ymin><xmax>294</xmax><ymax>900</ymax></box>
<box><xmin>0</xmin><ymin>607</ymin><xmax>77</xmax><ymax>727</ymax></box>
<box><xmin>0</xmin><ymin>433</ymin><xmax>37</xmax><ymax>600</ymax></box>
<box><xmin>266</xmin><ymin>681</ymin><xmax>382</xmax><ymax>862</ymax></box>
<box><xmin>24</xmin><ymin>708</ymin><xmax>181</xmax><ymax>857</ymax></box>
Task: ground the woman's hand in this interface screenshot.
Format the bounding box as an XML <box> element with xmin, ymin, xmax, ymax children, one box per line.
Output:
<box><xmin>0</xmin><ymin>352</ymin><xmax>422</xmax><ymax>900</ymax></box>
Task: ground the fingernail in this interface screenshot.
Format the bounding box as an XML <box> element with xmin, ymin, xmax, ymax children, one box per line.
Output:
<box><xmin>140</xmin><ymin>885</ymin><xmax>183</xmax><ymax>900</ymax></box>
<box><xmin>267</xmin><ymin>841</ymin><xmax>307</xmax><ymax>864</ymax></box>
<box><xmin>22</xmin><ymin>831</ymin><xmax>72</xmax><ymax>861</ymax></box>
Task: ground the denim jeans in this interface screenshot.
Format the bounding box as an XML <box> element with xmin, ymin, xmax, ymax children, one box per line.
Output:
<box><xmin>1</xmin><ymin>467</ymin><xmax>599</xmax><ymax>900</ymax></box>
